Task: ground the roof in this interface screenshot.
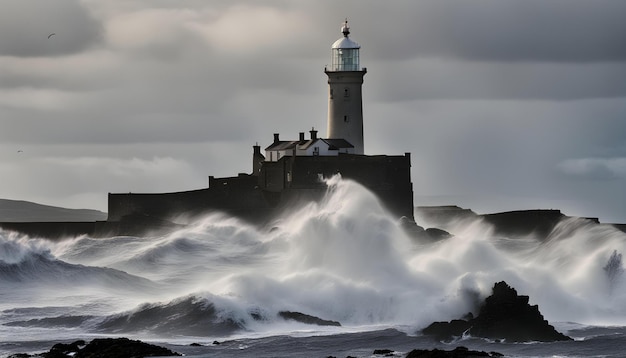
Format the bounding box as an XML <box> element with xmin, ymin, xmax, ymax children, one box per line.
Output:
<box><xmin>321</xmin><ymin>138</ymin><xmax>354</xmax><ymax>150</ymax></box>
<box><xmin>266</xmin><ymin>138</ymin><xmax>354</xmax><ymax>151</ymax></box>
<box><xmin>265</xmin><ymin>140</ymin><xmax>300</xmax><ymax>151</ymax></box>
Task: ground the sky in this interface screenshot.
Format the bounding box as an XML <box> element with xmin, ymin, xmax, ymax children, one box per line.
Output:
<box><xmin>1</xmin><ymin>0</ymin><xmax>625</xmax><ymax>223</ymax></box>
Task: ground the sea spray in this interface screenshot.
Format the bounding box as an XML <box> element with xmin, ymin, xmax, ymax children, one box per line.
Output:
<box><xmin>526</xmin><ymin>218</ymin><xmax>626</xmax><ymax>323</ymax></box>
<box><xmin>604</xmin><ymin>250</ymin><xmax>624</xmax><ymax>294</ymax></box>
<box><xmin>2</xmin><ymin>176</ymin><xmax>626</xmax><ymax>341</ymax></box>
<box><xmin>0</xmin><ymin>231</ymin><xmax>55</xmax><ymax>265</ymax></box>
<box><xmin>197</xmin><ymin>177</ymin><xmax>435</xmax><ymax>327</ymax></box>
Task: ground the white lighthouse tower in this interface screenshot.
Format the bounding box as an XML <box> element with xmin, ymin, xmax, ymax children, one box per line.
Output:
<box><xmin>325</xmin><ymin>20</ymin><xmax>367</xmax><ymax>155</ymax></box>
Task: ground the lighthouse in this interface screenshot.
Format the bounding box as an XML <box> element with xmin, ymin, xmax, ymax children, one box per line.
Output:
<box><xmin>325</xmin><ymin>20</ymin><xmax>367</xmax><ymax>155</ymax></box>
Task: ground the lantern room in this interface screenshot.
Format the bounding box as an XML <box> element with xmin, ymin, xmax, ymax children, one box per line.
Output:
<box><xmin>330</xmin><ymin>20</ymin><xmax>361</xmax><ymax>71</ymax></box>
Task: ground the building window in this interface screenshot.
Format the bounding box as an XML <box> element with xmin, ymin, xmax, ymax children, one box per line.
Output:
<box><xmin>344</xmin><ymin>88</ymin><xmax>349</xmax><ymax>97</ymax></box>
<box><xmin>313</xmin><ymin>147</ymin><xmax>319</xmax><ymax>156</ymax></box>
<box><xmin>330</xmin><ymin>89</ymin><xmax>334</xmax><ymax>99</ymax></box>
<box><xmin>344</xmin><ymin>115</ymin><xmax>349</xmax><ymax>123</ymax></box>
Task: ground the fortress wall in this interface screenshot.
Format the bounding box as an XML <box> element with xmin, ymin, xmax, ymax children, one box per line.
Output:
<box><xmin>105</xmin><ymin>154</ymin><xmax>415</xmax><ymax>228</ymax></box>
<box><xmin>289</xmin><ymin>154</ymin><xmax>411</xmax><ymax>188</ymax></box>
<box><xmin>259</xmin><ymin>159</ymin><xmax>288</xmax><ymax>192</ymax></box>
<box><xmin>209</xmin><ymin>173</ymin><xmax>258</xmax><ymax>189</ymax></box>
<box><xmin>261</xmin><ymin>154</ymin><xmax>414</xmax><ymax>219</ymax></box>
<box><xmin>107</xmin><ymin>188</ymin><xmax>211</xmax><ymax>222</ymax></box>
<box><xmin>107</xmin><ymin>174</ymin><xmax>271</xmax><ymax>224</ymax></box>
<box><xmin>259</xmin><ymin>154</ymin><xmax>412</xmax><ymax>189</ymax></box>
<box><xmin>369</xmin><ymin>186</ymin><xmax>415</xmax><ymax>220</ymax></box>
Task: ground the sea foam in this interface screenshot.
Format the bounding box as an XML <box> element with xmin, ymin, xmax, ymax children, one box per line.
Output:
<box><xmin>2</xmin><ymin>176</ymin><xmax>626</xmax><ymax>340</ymax></box>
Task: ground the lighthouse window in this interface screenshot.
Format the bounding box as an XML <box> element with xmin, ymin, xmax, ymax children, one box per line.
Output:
<box><xmin>344</xmin><ymin>88</ymin><xmax>350</xmax><ymax>97</ymax></box>
<box><xmin>344</xmin><ymin>115</ymin><xmax>349</xmax><ymax>123</ymax></box>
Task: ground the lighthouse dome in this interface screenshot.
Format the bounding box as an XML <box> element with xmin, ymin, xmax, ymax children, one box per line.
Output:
<box><xmin>332</xmin><ymin>20</ymin><xmax>360</xmax><ymax>49</ymax></box>
<box><xmin>332</xmin><ymin>36</ymin><xmax>360</xmax><ymax>49</ymax></box>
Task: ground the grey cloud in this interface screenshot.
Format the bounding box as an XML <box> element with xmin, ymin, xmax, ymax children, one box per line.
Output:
<box><xmin>366</xmin><ymin>98</ymin><xmax>626</xmax><ymax>194</ymax></box>
<box><xmin>0</xmin><ymin>0</ymin><xmax>103</xmax><ymax>57</ymax></box>
<box><xmin>0</xmin><ymin>105</ymin><xmax>258</xmax><ymax>146</ymax></box>
<box><xmin>2</xmin><ymin>0</ymin><xmax>626</xmax><ymax>223</ymax></box>
<box><xmin>558</xmin><ymin>158</ymin><xmax>626</xmax><ymax>180</ymax></box>
<box><xmin>347</xmin><ymin>0</ymin><xmax>626</xmax><ymax>63</ymax></box>
<box><xmin>368</xmin><ymin>60</ymin><xmax>626</xmax><ymax>101</ymax></box>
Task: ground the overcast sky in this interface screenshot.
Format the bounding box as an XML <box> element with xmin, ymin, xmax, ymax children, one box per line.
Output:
<box><xmin>1</xmin><ymin>0</ymin><xmax>625</xmax><ymax>223</ymax></box>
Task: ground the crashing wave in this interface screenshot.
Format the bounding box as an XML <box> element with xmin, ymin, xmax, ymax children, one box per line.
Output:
<box><xmin>604</xmin><ymin>250</ymin><xmax>624</xmax><ymax>294</ymax></box>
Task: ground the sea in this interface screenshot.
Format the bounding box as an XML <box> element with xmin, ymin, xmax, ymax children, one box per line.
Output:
<box><xmin>2</xmin><ymin>177</ymin><xmax>626</xmax><ymax>358</ymax></box>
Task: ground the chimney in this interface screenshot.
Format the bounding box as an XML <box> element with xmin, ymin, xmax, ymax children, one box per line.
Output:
<box><xmin>273</xmin><ymin>133</ymin><xmax>280</xmax><ymax>143</ymax></box>
<box><xmin>252</xmin><ymin>143</ymin><xmax>265</xmax><ymax>176</ymax></box>
<box><xmin>299</xmin><ymin>132</ymin><xmax>305</xmax><ymax>141</ymax></box>
<box><xmin>310</xmin><ymin>127</ymin><xmax>318</xmax><ymax>140</ymax></box>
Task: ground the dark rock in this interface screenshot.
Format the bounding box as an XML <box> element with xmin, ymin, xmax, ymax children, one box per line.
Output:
<box><xmin>74</xmin><ymin>337</ymin><xmax>180</xmax><ymax>357</ymax></box>
<box><xmin>278</xmin><ymin>311</ymin><xmax>341</xmax><ymax>326</ymax></box>
<box><xmin>414</xmin><ymin>206</ymin><xmax>478</xmax><ymax>229</ymax></box>
<box><xmin>424</xmin><ymin>228</ymin><xmax>452</xmax><ymax>241</ymax></box>
<box><xmin>48</xmin><ymin>340</ymin><xmax>85</xmax><ymax>357</ymax></box>
<box><xmin>482</xmin><ymin>210</ymin><xmax>564</xmax><ymax>238</ymax></box>
<box><xmin>8</xmin><ymin>341</ymin><xmax>86</xmax><ymax>358</ymax></box>
<box><xmin>421</xmin><ymin>320</ymin><xmax>470</xmax><ymax>341</ymax></box>
<box><xmin>9</xmin><ymin>338</ymin><xmax>180</xmax><ymax>358</ymax></box>
<box><xmin>422</xmin><ymin>281</ymin><xmax>572</xmax><ymax>342</ymax></box>
<box><xmin>415</xmin><ymin>206</ymin><xmax>606</xmax><ymax>241</ymax></box>
<box><xmin>470</xmin><ymin>281</ymin><xmax>572</xmax><ymax>342</ymax></box>
<box><xmin>189</xmin><ymin>342</ymin><xmax>202</xmax><ymax>346</ymax></box>
<box><xmin>406</xmin><ymin>346</ymin><xmax>503</xmax><ymax>358</ymax></box>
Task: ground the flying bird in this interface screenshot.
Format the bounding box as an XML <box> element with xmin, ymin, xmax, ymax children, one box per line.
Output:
<box><xmin>48</xmin><ymin>33</ymin><xmax>55</xmax><ymax>39</ymax></box>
